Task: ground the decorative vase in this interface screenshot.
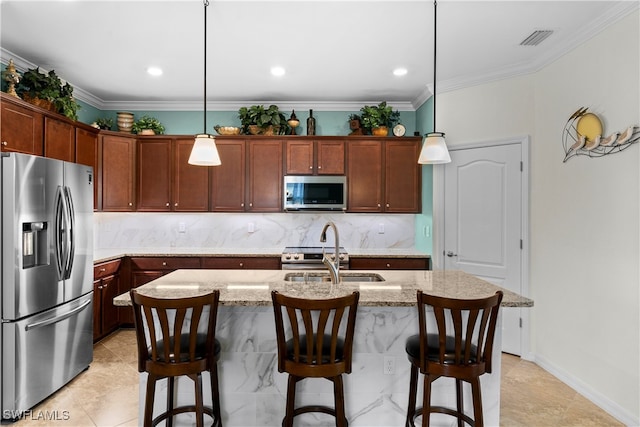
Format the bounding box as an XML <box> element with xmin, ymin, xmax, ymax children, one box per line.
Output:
<box><xmin>372</xmin><ymin>126</ymin><xmax>388</xmax><ymax>137</ymax></box>
<box><xmin>306</xmin><ymin>109</ymin><xmax>316</xmax><ymax>136</ymax></box>
<box><xmin>117</xmin><ymin>112</ymin><xmax>134</xmax><ymax>133</ymax></box>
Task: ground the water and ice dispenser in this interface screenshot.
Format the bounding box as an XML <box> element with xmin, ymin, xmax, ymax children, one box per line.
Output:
<box><xmin>22</xmin><ymin>222</ymin><xmax>48</xmax><ymax>268</ymax></box>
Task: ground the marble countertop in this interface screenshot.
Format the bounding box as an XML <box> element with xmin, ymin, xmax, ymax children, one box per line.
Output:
<box><xmin>113</xmin><ymin>268</ymin><xmax>532</xmax><ymax>308</ymax></box>
<box><xmin>94</xmin><ymin>247</ymin><xmax>430</xmax><ymax>264</ymax></box>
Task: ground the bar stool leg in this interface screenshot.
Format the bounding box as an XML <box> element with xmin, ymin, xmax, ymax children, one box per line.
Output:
<box><xmin>166</xmin><ymin>377</ymin><xmax>175</xmax><ymax>427</ymax></box>
<box><xmin>283</xmin><ymin>375</ymin><xmax>297</xmax><ymax>427</ymax></box>
<box><xmin>193</xmin><ymin>373</ymin><xmax>204</xmax><ymax>427</ymax></box>
<box><xmin>144</xmin><ymin>374</ymin><xmax>158</xmax><ymax>427</ymax></box>
<box><xmin>210</xmin><ymin>365</ymin><xmax>223</xmax><ymax>427</ymax></box>
<box><xmin>422</xmin><ymin>375</ymin><xmax>433</xmax><ymax>427</ymax></box>
<box><xmin>471</xmin><ymin>378</ymin><xmax>484</xmax><ymax>427</ymax></box>
<box><xmin>332</xmin><ymin>375</ymin><xmax>348</xmax><ymax>427</ymax></box>
<box><xmin>455</xmin><ymin>379</ymin><xmax>464</xmax><ymax>427</ymax></box>
<box><xmin>406</xmin><ymin>364</ymin><xmax>418</xmax><ymax>427</ymax></box>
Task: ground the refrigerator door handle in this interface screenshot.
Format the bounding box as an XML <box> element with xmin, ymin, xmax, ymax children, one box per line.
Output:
<box><xmin>54</xmin><ymin>186</ymin><xmax>66</xmax><ymax>279</ymax></box>
<box><xmin>24</xmin><ymin>298</ymin><xmax>91</xmax><ymax>331</ymax></box>
<box><xmin>63</xmin><ymin>186</ymin><xmax>75</xmax><ymax>279</ymax></box>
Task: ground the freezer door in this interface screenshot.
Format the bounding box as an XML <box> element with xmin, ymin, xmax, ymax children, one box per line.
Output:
<box><xmin>1</xmin><ymin>293</ymin><xmax>93</xmax><ymax>417</ymax></box>
<box><xmin>1</xmin><ymin>153</ymin><xmax>64</xmax><ymax>320</ymax></box>
<box><xmin>62</xmin><ymin>162</ymin><xmax>93</xmax><ymax>301</ymax></box>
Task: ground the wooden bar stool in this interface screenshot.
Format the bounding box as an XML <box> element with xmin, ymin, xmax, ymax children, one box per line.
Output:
<box><xmin>130</xmin><ymin>289</ymin><xmax>223</xmax><ymax>427</ymax></box>
<box><xmin>405</xmin><ymin>290</ymin><xmax>503</xmax><ymax>427</ymax></box>
<box><xmin>271</xmin><ymin>290</ymin><xmax>359</xmax><ymax>427</ymax></box>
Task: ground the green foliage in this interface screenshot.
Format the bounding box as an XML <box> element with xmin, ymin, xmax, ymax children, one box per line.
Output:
<box><xmin>238</xmin><ymin>104</ymin><xmax>288</xmax><ymax>134</ymax></box>
<box><xmin>131</xmin><ymin>115</ymin><xmax>165</xmax><ymax>134</ymax></box>
<box><xmin>95</xmin><ymin>117</ymin><xmax>114</xmax><ymax>130</ymax></box>
<box><xmin>17</xmin><ymin>67</ymin><xmax>80</xmax><ymax>121</ymax></box>
<box><xmin>359</xmin><ymin>102</ymin><xmax>400</xmax><ymax>134</ymax></box>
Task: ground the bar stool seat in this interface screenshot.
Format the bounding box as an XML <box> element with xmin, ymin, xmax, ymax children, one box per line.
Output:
<box><xmin>272</xmin><ymin>290</ymin><xmax>359</xmax><ymax>427</ymax></box>
<box><xmin>405</xmin><ymin>290</ymin><xmax>503</xmax><ymax>427</ymax></box>
<box><xmin>130</xmin><ymin>289</ymin><xmax>223</xmax><ymax>427</ymax></box>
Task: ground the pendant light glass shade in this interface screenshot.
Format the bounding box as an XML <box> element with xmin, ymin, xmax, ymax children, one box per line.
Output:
<box><xmin>189</xmin><ymin>134</ymin><xmax>221</xmax><ymax>166</ymax></box>
<box><xmin>418</xmin><ymin>0</ymin><xmax>451</xmax><ymax>165</ymax></box>
<box><xmin>188</xmin><ymin>0</ymin><xmax>221</xmax><ymax>167</ymax></box>
<box><xmin>418</xmin><ymin>132</ymin><xmax>451</xmax><ymax>164</ymax></box>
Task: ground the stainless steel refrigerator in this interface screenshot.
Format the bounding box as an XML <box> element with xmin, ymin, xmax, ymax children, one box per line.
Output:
<box><xmin>1</xmin><ymin>152</ymin><xmax>93</xmax><ymax>420</ymax></box>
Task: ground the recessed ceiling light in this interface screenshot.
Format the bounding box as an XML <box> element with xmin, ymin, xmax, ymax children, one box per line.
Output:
<box><xmin>393</xmin><ymin>68</ymin><xmax>408</xmax><ymax>76</ymax></box>
<box><xmin>147</xmin><ymin>66</ymin><xmax>163</xmax><ymax>76</ymax></box>
<box><xmin>271</xmin><ymin>66</ymin><xmax>286</xmax><ymax>77</ymax></box>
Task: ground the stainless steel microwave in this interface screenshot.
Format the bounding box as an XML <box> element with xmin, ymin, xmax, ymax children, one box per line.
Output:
<box><xmin>284</xmin><ymin>175</ymin><xmax>347</xmax><ymax>211</ymax></box>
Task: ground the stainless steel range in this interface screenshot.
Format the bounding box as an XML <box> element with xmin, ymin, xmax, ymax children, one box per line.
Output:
<box><xmin>281</xmin><ymin>246</ymin><xmax>349</xmax><ymax>270</ymax></box>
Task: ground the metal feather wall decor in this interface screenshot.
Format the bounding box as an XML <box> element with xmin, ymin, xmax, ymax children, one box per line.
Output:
<box><xmin>562</xmin><ymin>107</ymin><xmax>639</xmax><ymax>162</ymax></box>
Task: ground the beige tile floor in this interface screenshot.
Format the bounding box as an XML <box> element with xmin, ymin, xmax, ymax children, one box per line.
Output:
<box><xmin>11</xmin><ymin>329</ymin><xmax>623</xmax><ymax>426</ymax></box>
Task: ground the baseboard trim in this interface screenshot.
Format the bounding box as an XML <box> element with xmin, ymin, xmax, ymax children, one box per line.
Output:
<box><xmin>533</xmin><ymin>354</ymin><xmax>638</xmax><ymax>426</ymax></box>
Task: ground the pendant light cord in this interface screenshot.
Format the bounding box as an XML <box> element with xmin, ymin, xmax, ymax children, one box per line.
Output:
<box><xmin>203</xmin><ymin>0</ymin><xmax>209</xmax><ymax>134</ymax></box>
<box><xmin>433</xmin><ymin>0</ymin><xmax>438</xmax><ymax>132</ymax></box>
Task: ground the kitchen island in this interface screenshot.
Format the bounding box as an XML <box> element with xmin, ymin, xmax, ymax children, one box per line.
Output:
<box><xmin>114</xmin><ymin>269</ymin><xmax>532</xmax><ymax>426</ymax></box>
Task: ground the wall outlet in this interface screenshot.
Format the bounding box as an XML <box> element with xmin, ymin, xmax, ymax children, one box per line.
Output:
<box><xmin>247</xmin><ymin>222</ymin><xmax>255</xmax><ymax>233</ymax></box>
<box><xmin>383</xmin><ymin>356</ymin><xmax>395</xmax><ymax>375</ymax></box>
<box><xmin>378</xmin><ymin>223</ymin><xmax>385</xmax><ymax>234</ymax></box>
<box><xmin>178</xmin><ymin>222</ymin><xmax>186</xmax><ymax>233</ymax></box>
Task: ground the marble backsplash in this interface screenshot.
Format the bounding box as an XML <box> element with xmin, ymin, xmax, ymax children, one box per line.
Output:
<box><xmin>94</xmin><ymin>212</ymin><xmax>416</xmax><ymax>251</ymax></box>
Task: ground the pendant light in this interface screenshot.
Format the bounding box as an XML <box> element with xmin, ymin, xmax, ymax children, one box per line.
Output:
<box><xmin>189</xmin><ymin>0</ymin><xmax>221</xmax><ymax>166</ymax></box>
<box><xmin>418</xmin><ymin>0</ymin><xmax>451</xmax><ymax>164</ymax></box>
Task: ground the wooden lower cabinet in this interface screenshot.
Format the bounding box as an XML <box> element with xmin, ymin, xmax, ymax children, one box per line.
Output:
<box><xmin>93</xmin><ymin>259</ymin><xmax>121</xmax><ymax>342</ymax></box>
<box><xmin>349</xmin><ymin>257</ymin><xmax>430</xmax><ymax>270</ymax></box>
<box><xmin>202</xmin><ymin>256</ymin><xmax>281</xmax><ymax>269</ymax></box>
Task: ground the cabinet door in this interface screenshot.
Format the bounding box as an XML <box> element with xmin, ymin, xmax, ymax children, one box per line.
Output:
<box><xmin>44</xmin><ymin>117</ymin><xmax>75</xmax><ymax>161</ymax></box>
<box><xmin>202</xmin><ymin>257</ymin><xmax>281</xmax><ymax>269</ymax></box>
<box><xmin>285</xmin><ymin>140</ymin><xmax>314</xmax><ymax>175</ymax></box>
<box><xmin>347</xmin><ymin>140</ymin><xmax>383</xmax><ymax>212</ymax></box>
<box><xmin>92</xmin><ymin>279</ymin><xmax>102</xmax><ymax>340</ymax></box>
<box><xmin>137</xmin><ymin>138</ymin><xmax>172</xmax><ymax>211</ymax></box>
<box><xmin>385</xmin><ymin>139</ymin><xmax>421</xmax><ymax>213</ymax></box>
<box><xmin>173</xmin><ymin>138</ymin><xmax>209</xmax><ymax>211</ymax></box>
<box><xmin>0</xmin><ymin>97</ymin><xmax>44</xmax><ymax>155</ymax></box>
<box><xmin>317</xmin><ymin>140</ymin><xmax>345</xmax><ymax>175</ymax></box>
<box><xmin>101</xmin><ymin>275</ymin><xmax>120</xmax><ymax>335</ymax></box>
<box><xmin>350</xmin><ymin>257</ymin><xmax>430</xmax><ymax>270</ymax></box>
<box><xmin>247</xmin><ymin>139</ymin><xmax>283</xmax><ymax>212</ymax></box>
<box><xmin>211</xmin><ymin>140</ymin><xmax>246</xmax><ymax>211</ymax></box>
<box><xmin>101</xmin><ymin>135</ymin><xmax>136</xmax><ymax>211</ymax></box>
<box><xmin>75</xmin><ymin>128</ymin><xmax>98</xmax><ymax>209</ymax></box>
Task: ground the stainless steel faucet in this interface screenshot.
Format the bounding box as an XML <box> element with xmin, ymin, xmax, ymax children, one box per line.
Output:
<box><xmin>320</xmin><ymin>221</ymin><xmax>340</xmax><ymax>284</ymax></box>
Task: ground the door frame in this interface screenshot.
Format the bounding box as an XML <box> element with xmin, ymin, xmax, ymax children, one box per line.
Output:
<box><xmin>432</xmin><ymin>135</ymin><xmax>533</xmax><ymax>360</ymax></box>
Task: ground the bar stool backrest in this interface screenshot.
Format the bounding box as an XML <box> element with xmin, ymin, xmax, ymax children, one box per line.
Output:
<box><xmin>417</xmin><ymin>290</ymin><xmax>503</xmax><ymax>379</ymax></box>
<box><xmin>272</xmin><ymin>291</ymin><xmax>359</xmax><ymax>379</ymax></box>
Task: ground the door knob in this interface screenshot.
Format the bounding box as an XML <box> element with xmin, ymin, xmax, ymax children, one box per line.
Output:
<box><xmin>446</xmin><ymin>251</ymin><xmax>458</xmax><ymax>257</ymax></box>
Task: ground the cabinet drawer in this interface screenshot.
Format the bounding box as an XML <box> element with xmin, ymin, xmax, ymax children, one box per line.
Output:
<box><xmin>350</xmin><ymin>257</ymin><xmax>430</xmax><ymax>270</ymax></box>
<box><xmin>130</xmin><ymin>257</ymin><xmax>201</xmax><ymax>270</ymax></box>
<box><xmin>94</xmin><ymin>259</ymin><xmax>122</xmax><ymax>279</ymax></box>
<box><xmin>201</xmin><ymin>257</ymin><xmax>280</xmax><ymax>269</ymax></box>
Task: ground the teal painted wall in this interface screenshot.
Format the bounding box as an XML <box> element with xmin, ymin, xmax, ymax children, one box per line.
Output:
<box><xmin>415</xmin><ymin>98</ymin><xmax>434</xmax><ymax>254</ymax></box>
<box><xmin>94</xmin><ymin>109</ymin><xmax>417</xmax><ymax>137</ymax></box>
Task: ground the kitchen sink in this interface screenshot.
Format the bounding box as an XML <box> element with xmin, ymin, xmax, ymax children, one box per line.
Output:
<box><xmin>283</xmin><ymin>272</ymin><xmax>385</xmax><ymax>283</ymax></box>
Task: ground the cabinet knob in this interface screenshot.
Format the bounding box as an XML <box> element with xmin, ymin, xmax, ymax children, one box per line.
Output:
<box><xmin>239</xmin><ymin>262</ymin><xmax>244</xmax><ymax>268</ymax></box>
<box><xmin>103</xmin><ymin>283</ymin><xmax>108</xmax><ymax>288</ymax></box>
<box><xmin>98</xmin><ymin>285</ymin><xmax>103</xmax><ymax>290</ymax></box>
<box><xmin>1</xmin><ymin>141</ymin><xmax>7</xmax><ymax>146</ymax></box>
<box><xmin>386</xmin><ymin>203</ymin><xmax>390</xmax><ymax>208</ymax></box>
<box><xmin>100</xmin><ymin>268</ymin><xmax>106</xmax><ymax>272</ymax></box>
<box><xmin>386</xmin><ymin>263</ymin><xmax>391</xmax><ymax>268</ymax></box>
<box><xmin>166</xmin><ymin>203</ymin><xmax>170</xmax><ymax>207</ymax></box>
<box><xmin>162</xmin><ymin>262</ymin><xmax>167</xmax><ymax>266</ymax></box>
<box><xmin>309</xmin><ymin>166</ymin><xmax>313</xmax><ymax>169</ymax></box>
<box><xmin>129</xmin><ymin>202</ymin><xmax>133</xmax><ymax>206</ymax></box>
<box><xmin>241</xmin><ymin>203</ymin><xmax>244</xmax><ymax>207</ymax></box>
<box><xmin>249</xmin><ymin>203</ymin><xmax>253</xmax><ymax>207</ymax></box>
<box><xmin>174</xmin><ymin>203</ymin><xmax>178</xmax><ymax>207</ymax></box>
<box><xmin>377</xmin><ymin>203</ymin><xmax>381</xmax><ymax>208</ymax></box>
<box><xmin>318</xmin><ymin>165</ymin><xmax>322</xmax><ymax>169</ymax></box>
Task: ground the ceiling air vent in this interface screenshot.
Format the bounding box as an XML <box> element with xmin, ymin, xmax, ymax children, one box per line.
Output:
<box><xmin>520</xmin><ymin>30</ymin><xmax>553</xmax><ymax>46</ymax></box>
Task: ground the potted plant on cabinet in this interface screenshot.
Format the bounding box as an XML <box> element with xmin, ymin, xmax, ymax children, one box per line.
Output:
<box><xmin>95</xmin><ymin>117</ymin><xmax>114</xmax><ymax>130</ymax></box>
<box><xmin>131</xmin><ymin>115</ymin><xmax>165</xmax><ymax>135</ymax></box>
<box><xmin>238</xmin><ymin>104</ymin><xmax>288</xmax><ymax>135</ymax></box>
<box><xmin>17</xmin><ymin>67</ymin><xmax>80</xmax><ymax>121</ymax></box>
<box><xmin>359</xmin><ymin>102</ymin><xmax>400</xmax><ymax>136</ymax></box>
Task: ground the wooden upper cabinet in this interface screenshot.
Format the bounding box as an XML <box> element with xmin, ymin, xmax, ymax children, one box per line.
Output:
<box><xmin>347</xmin><ymin>140</ymin><xmax>383</xmax><ymax>212</ymax></box>
<box><xmin>101</xmin><ymin>134</ymin><xmax>136</xmax><ymax>211</ymax></box>
<box><xmin>0</xmin><ymin>94</ymin><xmax>44</xmax><ymax>155</ymax></box>
<box><xmin>385</xmin><ymin>139</ymin><xmax>421</xmax><ymax>212</ymax></box>
<box><xmin>173</xmin><ymin>138</ymin><xmax>209</xmax><ymax>211</ymax></box>
<box><xmin>137</xmin><ymin>138</ymin><xmax>172</xmax><ymax>211</ymax></box>
<box><xmin>44</xmin><ymin>117</ymin><xmax>75</xmax><ymax>161</ymax></box>
<box><xmin>247</xmin><ymin>139</ymin><xmax>283</xmax><ymax>212</ymax></box>
<box><xmin>285</xmin><ymin>140</ymin><xmax>313</xmax><ymax>174</ymax></box>
<box><xmin>285</xmin><ymin>139</ymin><xmax>345</xmax><ymax>175</ymax></box>
<box><xmin>211</xmin><ymin>139</ymin><xmax>246</xmax><ymax>211</ymax></box>
<box><xmin>76</xmin><ymin>127</ymin><xmax>99</xmax><ymax>209</ymax></box>
<box><xmin>317</xmin><ymin>140</ymin><xmax>345</xmax><ymax>174</ymax></box>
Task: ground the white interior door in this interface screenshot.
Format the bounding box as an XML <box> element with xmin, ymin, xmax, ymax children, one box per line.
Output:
<box><xmin>443</xmin><ymin>142</ymin><xmax>524</xmax><ymax>355</ymax></box>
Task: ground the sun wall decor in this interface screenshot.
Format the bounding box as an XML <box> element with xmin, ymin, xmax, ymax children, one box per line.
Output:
<box><xmin>562</xmin><ymin>107</ymin><xmax>639</xmax><ymax>162</ymax></box>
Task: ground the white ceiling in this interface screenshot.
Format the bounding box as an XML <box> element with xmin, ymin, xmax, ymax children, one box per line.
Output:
<box><xmin>0</xmin><ymin>0</ymin><xmax>637</xmax><ymax>111</ymax></box>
